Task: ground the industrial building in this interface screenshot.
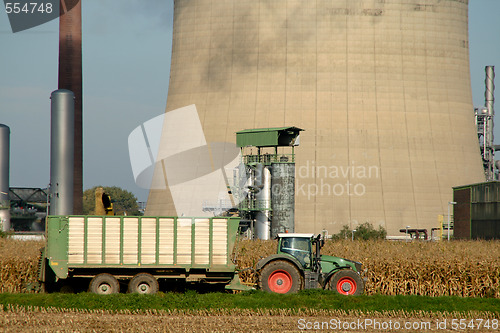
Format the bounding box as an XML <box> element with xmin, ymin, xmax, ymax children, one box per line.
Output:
<box><xmin>146</xmin><ymin>0</ymin><xmax>485</xmax><ymax>237</ymax></box>
<box><xmin>453</xmin><ymin>182</ymin><xmax>500</xmax><ymax>240</ymax></box>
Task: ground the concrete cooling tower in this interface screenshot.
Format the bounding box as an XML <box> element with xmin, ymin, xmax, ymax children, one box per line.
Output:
<box><xmin>146</xmin><ymin>0</ymin><xmax>485</xmax><ymax>236</ymax></box>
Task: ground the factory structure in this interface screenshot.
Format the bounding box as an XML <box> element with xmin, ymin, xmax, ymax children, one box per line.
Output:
<box><xmin>234</xmin><ymin>127</ymin><xmax>302</xmax><ymax>239</ymax></box>
<box><xmin>146</xmin><ymin>0</ymin><xmax>486</xmax><ymax>237</ymax></box>
<box><xmin>1</xmin><ymin>1</ymin><xmax>498</xmax><ymax>239</ymax></box>
<box><xmin>475</xmin><ymin>66</ymin><xmax>497</xmax><ymax>181</ymax></box>
<box><xmin>453</xmin><ymin>181</ymin><xmax>500</xmax><ymax>240</ymax></box>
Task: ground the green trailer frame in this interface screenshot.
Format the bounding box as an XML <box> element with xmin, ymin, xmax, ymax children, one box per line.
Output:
<box><xmin>39</xmin><ymin>215</ymin><xmax>249</xmax><ymax>291</ymax></box>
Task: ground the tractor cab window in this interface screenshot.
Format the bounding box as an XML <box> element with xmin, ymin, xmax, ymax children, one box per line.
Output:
<box><xmin>280</xmin><ymin>237</ymin><xmax>311</xmax><ymax>268</ymax></box>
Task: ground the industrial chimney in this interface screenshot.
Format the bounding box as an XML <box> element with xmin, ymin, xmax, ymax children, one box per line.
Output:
<box><xmin>59</xmin><ymin>0</ymin><xmax>83</xmax><ymax>214</ymax></box>
<box><xmin>49</xmin><ymin>90</ymin><xmax>75</xmax><ymax>215</ymax></box>
<box><xmin>0</xmin><ymin>124</ymin><xmax>10</xmax><ymax>232</ymax></box>
<box><xmin>485</xmin><ymin>66</ymin><xmax>495</xmax><ymax>117</ymax></box>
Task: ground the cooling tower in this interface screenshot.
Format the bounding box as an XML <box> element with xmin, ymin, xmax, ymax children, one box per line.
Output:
<box><xmin>146</xmin><ymin>0</ymin><xmax>485</xmax><ymax>236</ymax></box>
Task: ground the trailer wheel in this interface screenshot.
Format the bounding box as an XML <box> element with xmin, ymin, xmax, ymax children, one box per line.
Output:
<box><xmin>89</xmin><ymin>273</ymin><xmax>120</xmax><ymax>295</ymax></box>
<box><xmin>128</xmin><ymin>273</ymin><xmax>159</xmax><ymax>294</ymax></box>
<box><xmin>328</xmin><ymin>270</ymin><xmax>364</xmax><ymax>296</ymax></box>
<box><xmin>260</xmin><ymin>260</ymin><xmax>302</xmax><ymax>294</ymax></box>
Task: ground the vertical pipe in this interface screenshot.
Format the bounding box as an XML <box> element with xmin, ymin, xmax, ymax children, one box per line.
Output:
<box><xmin>50</xmin><ymin>90</ymin><xmax>75</xmax><ymax>216</ymax></box>
<box><xmin>255</xmin><ymin>164</ymin><xmax>271</xmax><ymax>240</ymax></box>
<box><xmin>271</xmin><ymin>163</ymin><xmax>295</xmax><ymax>238</ymax></box>
<box><xmin>485</xmin><ymin>66</ymin><xmax>495</xmax><ymax>151</ymax></box>
<box><xmin>485</xmin><ymin>66</ymin><xmax>495</xmax><ymax>117</ymax></box>
<box><xmin>0</xmin><ymin>124</ymin><xmax>10</xmax><ymax>232</ymax></box>
<box><xmin>485</xmin><ymin>66</ymin><xmax>496</xmax><ymax>179</ymax></box>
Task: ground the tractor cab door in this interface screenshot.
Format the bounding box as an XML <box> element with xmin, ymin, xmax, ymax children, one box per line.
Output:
<box><xmin>279</xmin><ymin>237</ymin><xmax>312</xmax><ymax>269</ymax></box>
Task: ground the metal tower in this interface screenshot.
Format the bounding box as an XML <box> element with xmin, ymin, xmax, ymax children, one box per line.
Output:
<box><xmin>475</xmin><ymin>66</ymin><xmax>496</xmax><ymax>180</ymax></box>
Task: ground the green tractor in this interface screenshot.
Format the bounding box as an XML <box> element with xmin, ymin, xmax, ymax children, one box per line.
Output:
<box><xmin>257</xmin><ymin>233</ymin><xmax>365</xmax><ymax>295</ymax></box>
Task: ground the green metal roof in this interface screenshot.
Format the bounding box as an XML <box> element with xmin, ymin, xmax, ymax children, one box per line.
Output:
<box><xmin>236</xmin><ymin>126</ymin><xmax>301</xmax><ymax>134</ymax></box>
<box><xmin>236</xmin><ymin>126</ymin><xmax>303</xmax><ymax>148</ymax></box>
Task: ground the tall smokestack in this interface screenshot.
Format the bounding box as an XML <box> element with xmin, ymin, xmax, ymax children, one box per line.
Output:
<box><xmin>0</xmin><ymin>124</ymin><xmax>10</xmax><ymax>232</ymax></box>
<box><xmin>50</xmin><ymin>90</ymin><xmax>75</xmax><ymax>215</ymax></box>
<box><xmin>58</xmin><ymin>0</ymin><xmax>82</xmax><ymax>214</ymax></box>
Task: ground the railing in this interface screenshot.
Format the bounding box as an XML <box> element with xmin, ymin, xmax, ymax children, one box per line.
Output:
<box><xmin>202</xmin><ymin>200</ymin><xmax>234</xmax><ymax>213</ymax></box>
<box><xmin>242</xmin><ymin>154</ymin><xmax>295</xmax><ymax>165</ymax></box>
<box><xmin>238</xmin><ymin>199</ymin><xmax>272</xmax><ymax>211</ymax></box>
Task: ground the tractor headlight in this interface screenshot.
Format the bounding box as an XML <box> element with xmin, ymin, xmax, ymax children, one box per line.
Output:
<box><xmin>354</xmin><ymin>261</ymin><xmax>362</xmax><ymax>272</ymax></box>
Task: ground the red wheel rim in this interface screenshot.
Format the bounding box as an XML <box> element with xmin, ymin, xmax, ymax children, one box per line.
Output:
<box><xmin>268</xmin><ymin>270</ymin><xmax>292</xmax><ymax>293</ymax></box>
<box><xmin>336</xmin><ymin>277</ymin><xmax>356</xmax><ymax>295</ymax></box>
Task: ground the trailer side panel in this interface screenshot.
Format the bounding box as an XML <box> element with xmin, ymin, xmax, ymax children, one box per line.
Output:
<box><xmin>45</xmin><ymin>216</ymin><xmax>239</xmax><ymax>279</ymax></box>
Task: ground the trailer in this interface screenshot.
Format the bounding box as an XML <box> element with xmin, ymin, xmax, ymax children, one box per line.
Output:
<box><xmin>38</xmin><ymin>215</ymin><xmax>249</xmax><ymax>294</ymax></box>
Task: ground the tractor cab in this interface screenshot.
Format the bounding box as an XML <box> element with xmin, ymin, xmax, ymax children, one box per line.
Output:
<box><xmin>277</xmin><ymin>233</ymin><xmax>325</xmax><ymax>274</ymax></box>
<box><xmin>278</xmin><ymin>233</ymin><xmax>315</xmax><ymax>269</ymax></box>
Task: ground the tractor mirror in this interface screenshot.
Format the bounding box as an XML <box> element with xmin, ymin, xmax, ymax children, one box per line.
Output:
<box><xmin>314</xmin><ymin>234</ymin><xmax>324</xmax><ymax>248</ymax></box>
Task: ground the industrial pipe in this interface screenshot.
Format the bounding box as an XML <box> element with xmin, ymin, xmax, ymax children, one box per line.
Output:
<box><xmin>49</xmin><ymin>89</ymin><xmax>75</xmax><ymax>215</ymax></box>
<box><xmin>0</xmin><ymin>124</ymin><xmax>10</xmax><ymax>232</ymax></box>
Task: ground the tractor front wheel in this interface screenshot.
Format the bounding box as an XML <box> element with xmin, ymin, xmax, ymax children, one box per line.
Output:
<box><xmin>328</xmin><ymin>270</ymin><xmax>364</xmax><ymax>296</ymax></box>
<box><xmin>259</xmin><ymin>260</ymin><xmax>302</xmax><ymax>294</ymax></box>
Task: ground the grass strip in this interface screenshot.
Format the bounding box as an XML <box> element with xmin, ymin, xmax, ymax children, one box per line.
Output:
<box><xmin>0</xmin><ymin>290</ymin><xmax>498</xmax><ymax>314</ymax></box>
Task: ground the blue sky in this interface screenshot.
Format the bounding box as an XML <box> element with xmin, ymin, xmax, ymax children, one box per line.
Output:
<box><xmin>0</xmin><ymin>1</ymin><xmax>499</xmax><ymax>203</ymax></box>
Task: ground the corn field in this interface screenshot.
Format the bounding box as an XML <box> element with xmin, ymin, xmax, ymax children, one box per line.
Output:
<box><xmin>234</xmin><ymin>239</ymin><xmax>500</xmax><ymax>298</ymax></box>
<box><xmin>0</xmin><ymin>239</ymin><xmax>43</xmax><ymax>293</ymax></box>
<box><xmin>0</xmin><ymin>238</ymin><xmax>498</xmax><ymax>297</ymax></box>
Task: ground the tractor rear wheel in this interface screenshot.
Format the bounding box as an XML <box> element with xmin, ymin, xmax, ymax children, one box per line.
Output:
<box><xmin>328</xmin><ymin>270</ymin><xmax>364</xmax><ymax>296</ymax></box>
<box><xmin>259</xmin><ymin>260</ymin><xmax>302</xmax><ymax>294</ymax></box>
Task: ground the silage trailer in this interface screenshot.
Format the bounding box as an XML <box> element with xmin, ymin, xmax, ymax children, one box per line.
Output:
<box><xmin>38</xmin><ymin>215</ymin><xmax>248</xmax><ymax>294</ymax></box>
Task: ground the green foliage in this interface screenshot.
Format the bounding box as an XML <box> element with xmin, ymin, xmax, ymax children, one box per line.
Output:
<box><xmin>83</xmin><ymin>186</ymin><xmax>141</xmax><ymax>216</ymax></box>
<box><xmin>0</xmin><ymin>292</ymin><xmax>498</xmax><ymax>314</ymax></box>
<box><xmin>331</xmin><ymin>222</ymin><xmax>387</xmax><ymax>241</ymax></box>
